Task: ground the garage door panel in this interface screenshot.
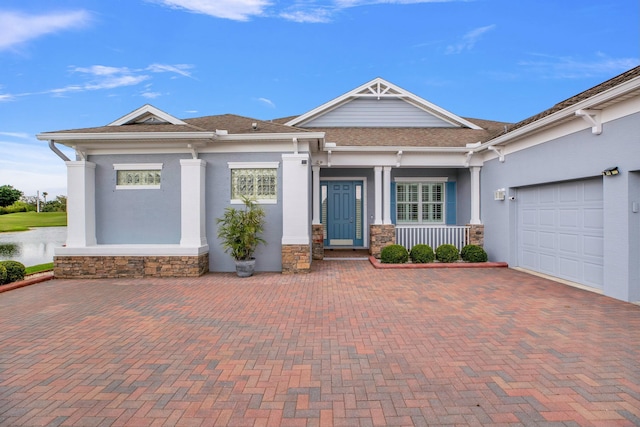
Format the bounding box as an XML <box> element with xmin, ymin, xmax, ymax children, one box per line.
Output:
<box><xmin>558</xmin><ymin>233</ymin><xmax>578</xmax><ymax>254</ymax></box>
<box><xmin>558</xmin><ymin>257</ymin><xmax>579</xmax><ymax>278</ymax></box>
<box><xmin>583</xmin><ymin>235</ymin><xmax>604</xmax><ymax>257</ymax></box>
<box><xmin>539</xmin><ymin>231</ymin><xmax>556</xmax><ymax>250</ymax></box>
<box><xmin>521</xmin><ymin>209</ymin><xmax>537</xmax><ymax>225</ymax></box>
<box><xmin>584</xmin><ymin>208</ymin><xmax>603</xmax><ymax>229</ymax></box>
<box><xmin>521</xmin><ymin>250</ymin><xmax>538</xmax><ymax>270</ymax></box>
<box><xmin>584</xmin><ymin>179</ymin><xmax>604</xmax><ymax>201</ymax></box>
<box><xmin>559</xmin><ymin>209</ymin><xmax>578</xmax><ymax>228</ymax></box>
<box><xmin>517</xmin><ymin>178</ymin><xmax>603</xmax><ymax>289</ymax></box>
<box><xmin>539</xmin><ymin>187</ymin><xmax>556</xmax><ymax>203</ymax></box>
<box><xmin>559</xmin><ymin>184</ymin><xmax>578</xmax><ymax>202</ymax></box>
<box><xmin>521</xmin><ymin>229</ymin><xmax>537</xmax><ymax>246</ymax></box>
<box><xmin>539</xmin><ymin>253</ymin><xmax>557</xmax><ymax>274</ymax></box>
<box><xmin>539</xmin><ymin>209</ymin><xmax>555</xmax><ymax>226</ymax></box>
<box><xmin>583</xmin><ymin>262</ymin><xmax>604</xmax><ymax>287</ymax></box>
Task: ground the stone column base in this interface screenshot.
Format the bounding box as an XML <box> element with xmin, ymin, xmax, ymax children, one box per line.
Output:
<box><xmin>468</xmin><ymin>224</ymin><xmax>485</xmax><ymax>246</ymax></box>
<box><xmin>54</xmin><ymin>253</ymin><xmax>209</xmax><ymax>279</ymax></box>
<box><xmin>312</xmin><ymin>224</ymin><xmax>324</xmax><ymax>260</ymax></box>
<box><xmin>282</xmin><ymin>244</ymin><xmax>311</xmax><ymax>274</ymax></box>
<box><xmin>369</xmin><ymin>224</ymin><xmax>396</xmax><ymax>258</ymax></box>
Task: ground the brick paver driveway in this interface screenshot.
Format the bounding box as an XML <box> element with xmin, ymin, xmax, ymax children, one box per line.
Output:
<box><xmin>1</xmin><ymin>262</ymin><xmax>640</xmax><ymax>426</ymax></box>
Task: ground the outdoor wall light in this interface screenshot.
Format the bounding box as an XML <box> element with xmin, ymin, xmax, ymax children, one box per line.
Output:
<box><xmin>602</xmin><ymin>166</ymin><xmax>620</xmax><ymax>176</ymax></box>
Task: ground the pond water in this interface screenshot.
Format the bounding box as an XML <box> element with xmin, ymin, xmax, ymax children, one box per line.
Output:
<box><xmin>0</xmin><ymin>227</ymin><xmax>67</xmax><ymax>267</ymax></box>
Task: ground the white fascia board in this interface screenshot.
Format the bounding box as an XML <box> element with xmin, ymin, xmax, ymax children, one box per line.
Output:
<box><xmin>108</xmin><ymin>104</ymin><xmax>187</xmax><ymax>126</ymax></box>
<box><xmin>316</xmin><ymin>150</ymin><xmax>473</xmax><ymax>167</ymax></box>
<box><xmin>324</xmin><ymin>145</ymin><xmax>473</xmax><ymax>153</ymax></box>
<box><xmin>215</xmin><ymin>132</ymin><xmax>325</xmax><ymax>141</ymax></box>
<box><xmin>36</xmin><ymin>132</ymin><xmax>216</xmax><ymax>141</ymax></box>
<box><xmin>479</xmin><ymin>75</ymin><xmax>640</xmax><ymax>150</ymax></box>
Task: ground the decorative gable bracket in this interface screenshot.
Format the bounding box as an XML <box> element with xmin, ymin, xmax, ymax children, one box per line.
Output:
<box><xmin>488</xmin><ymin>146</ymin><xmax>505</xmax><ymax>162</ymax></box>
<box><xmin>575</xmin><ymin>109</ymin><xmax>602</xmax><ymax>135</ymax></box>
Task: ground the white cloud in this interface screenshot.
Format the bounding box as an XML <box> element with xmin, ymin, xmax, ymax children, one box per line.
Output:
<box><xmin>1</xmin><ymin>63</ymin><xmax>195</xmax><ymax>100</ymax></box>
<box><xmin>280</xmin><ymin>9</ymin><xmax>333</xmax><ymax>23</ymax></box>
<box><xmin>151</xmin><ymin>0</ymin><xmax>272</xmax><ymax>21</ymax></box>
<box><xmin>518</xmin><ymin>53</ymin><xmax>639</xmax><ymax>79</ymax></box>
<box><xmin>335</xmin><ymin>0</ymin><xmax>456</xmax><ymax>6</ymax></box>
<box><xmin>152</xmin><ymin>0</ymin><xmax>463</xmax><ymax>23</ymax></box>
<box><xmin>446</xmin><ymin>24</ymin><xmax>495</xmax><ymax>54</ymax></box>
<box><xmin>141</xmin><ymin>91</ymin><xmax>162</xmax><ymax>99</ymax></box>
<box><xmin>0</xmin><ymin>10</ymin><xmax>91</xmax><ymax>51</ymax></box>
<box><xmin>258</xmin><ymin>97</ymin><xmax>276</xmax><ymax>108</ymax></box>
<box><xmin>147</xmin><ymin>63</ymin><xmax>195</xmax><ymax>78</ymax></box>
<box><xmin>0</xmin><ymin>132</ymin><xmax>29</xmax><ymax>139</ymax></box>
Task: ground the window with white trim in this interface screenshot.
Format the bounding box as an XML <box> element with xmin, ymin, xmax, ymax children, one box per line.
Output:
<box><xmin>396</xmin><ymin>181</ymin><xmax>445</xmax><ymax>224</ymax></box>
<box><xmin>114</xmin><ymin>163</ymin><xmax>162</xmax><ymax>190</ymax></box>
<box><xmin>228</xmin><ymin>162</ymin><xmax>279</xmax><ymax>204</ymax></box>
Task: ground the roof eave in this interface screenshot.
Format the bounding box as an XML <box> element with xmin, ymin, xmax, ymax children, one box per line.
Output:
<box><xmin>36</xmin><ymin>131</ymin><xmax>216</xmax><ymax>141</ymax></box>
<box><xmin>480</xmin><ymin>73</ymin><xmax>640</xmax><ymax>150</ymax></box>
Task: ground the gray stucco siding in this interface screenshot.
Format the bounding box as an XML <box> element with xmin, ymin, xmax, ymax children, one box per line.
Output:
<box><xmin>481</xmin><ymin>112</ymin><xmax>640</xmax><ymax>301</ymax></box>
<box><xmin>201</xmin><ymin>152</ymin><xmax>284</xmax><ymax>273</ymax></box>
<box><xmin>92</xmin><ymin>153</ymin><xmax>185</xmax><ymax>244</ymax></box>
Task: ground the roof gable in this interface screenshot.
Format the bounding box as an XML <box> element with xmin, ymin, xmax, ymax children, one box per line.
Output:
<box><xmin>108</xmin><ymin>104</ymin><xmax>187</xmax><ymax>126</ymax></box>
<box><xmin>286</xmin><ymin>77</ymin><xmax>482</xmax><ymax>130</ymax></box>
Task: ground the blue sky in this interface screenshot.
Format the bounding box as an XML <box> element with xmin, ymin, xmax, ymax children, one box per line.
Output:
<box><xmin>1</xmin><ymin>0</ymin><xmax>638</xmax><ymax>197</ymax></box>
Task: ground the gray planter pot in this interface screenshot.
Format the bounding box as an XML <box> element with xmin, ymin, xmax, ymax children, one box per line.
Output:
<box><xmin>235</xmin><ymin>259</ymin><xmax>256</xmax><ymax>277</ymax></box>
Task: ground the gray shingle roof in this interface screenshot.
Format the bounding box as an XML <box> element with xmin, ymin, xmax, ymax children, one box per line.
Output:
<box><xmin>505</xmin><ymin>66</ymin><xmax>640</xmax><ymax>134</ymax></box>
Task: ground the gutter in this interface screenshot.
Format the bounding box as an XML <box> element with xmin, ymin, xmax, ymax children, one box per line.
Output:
<box><xmin>48</xmin><ymin>141</ymin><xmax>70</xmax><ymax>161</ymax></box>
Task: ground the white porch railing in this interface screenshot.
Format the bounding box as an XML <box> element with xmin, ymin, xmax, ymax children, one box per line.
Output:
<box><xmin>396</xmin><ymin>225</ymin><xmax>470</xmax><ymax>251</ymax></box>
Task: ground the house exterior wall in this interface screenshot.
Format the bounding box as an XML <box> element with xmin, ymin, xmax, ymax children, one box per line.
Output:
<box><xmin>481</xmin><ymin>112</ymin><xmax>640</xmax><ymax>302</ymax></box>
<box><xmin>201</xmin><ymin>152</ymin><xmax>285</xmax><ymax>273</ymax></box>
<box><xmin>302</xmin><ymin>98</ymin><xmax>456</xmax><ymax>128</ymax></box>
<box><xmin>92</xmin><ymin>153</ymin><xmax>185</xmax><ymax>244</ymax></box>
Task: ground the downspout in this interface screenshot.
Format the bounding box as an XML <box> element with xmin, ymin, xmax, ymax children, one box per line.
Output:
<box><xmin>48</xmin><ymin>140</ymin><xmax>70</xmax><ymax>162</ymax></box>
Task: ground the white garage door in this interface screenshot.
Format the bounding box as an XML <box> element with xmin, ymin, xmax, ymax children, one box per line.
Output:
<box><xmin>517</xmin><ymin>178</ymin><xmax>604</xmax><ymax>289</ymax></box>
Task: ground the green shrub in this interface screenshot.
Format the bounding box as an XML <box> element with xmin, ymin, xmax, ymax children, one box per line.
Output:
<box><xmin>380</xmin><ymin>244</ymin><xmax>409</xmax><ymax>264</ymax></box>
<box><xmin>460</xmin><ymin>244</ymin><xmax>473</xmax><ymax>259</ymax></box>
<box><xmin>0</xmin><ymin>260</ymin><xmax>26</xmax><ymax>284</ymax></box>
<box><xmin>461</xmin><ymin>245</ymin><xmax>488</xmax><ymax>263</ymax></box>
<box><xmin>0</xmin><ymin>264</ymin><xmax>6</xmax><ymax>285</ymax></box>
<box><xmin>409</xmin><ymin>244</ymin><xmax>434</xmax><ymax>263</ymax></box>
<box><xmin>435</xmin><ymin>244</ymin><xmax>459</xmax><ymax>263</ymax></box>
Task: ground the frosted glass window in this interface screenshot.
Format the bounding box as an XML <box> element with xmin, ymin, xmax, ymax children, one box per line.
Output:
<box><xmin>231</xmin><ymin>169</ymin><xmax>277</xmax><ymax>201</ymax></box>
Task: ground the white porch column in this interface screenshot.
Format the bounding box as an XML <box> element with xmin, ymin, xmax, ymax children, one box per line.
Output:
<box><xmin>282</xmin><ymin>154</ymin><xmax>310</xmax><ymax>245</ymax></box>
<box><xmin>65</xmin><ymin>161</ymin><xmax>97</xmax><ymax>247</ymax></box>
<box><xmin>180</xmin><ymin>159</ymin><xmax>208</xmax><ymax>247</ymax></box>
<box><xmin>469</xmin><ymin>166</ymin><xmax>482</xmax><ymax>225</ymax></box>
<box><xmin>374</xmin><ymin>166</ymin><xmax>383</xmax><ymax>225</ymax></box>
<box><xmin>383</xmin><ymin>166</ymin><xmax>392</xmax><ymax>224</ymax></box>
<box><xmin>312</xmin><ymin>166</ymin><xmax>321</xmax><ymax>225</ymax></box>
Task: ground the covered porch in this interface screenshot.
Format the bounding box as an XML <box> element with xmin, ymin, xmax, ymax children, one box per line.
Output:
<box><xmin>309</xmin><ymin>157</ymin><xmax>484</xmax><ymax>260</ymax></box>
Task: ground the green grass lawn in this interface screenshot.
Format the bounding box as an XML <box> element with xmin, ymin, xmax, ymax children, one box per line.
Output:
<box><xmin>0</xmin><ymin>212</ymin><xmax>67</xmax><ymax>232</ymax></box>
<box><xmin>25</xmin><ymin>263</ymin><xmax>54</xmax><ymax>275</ymax></box>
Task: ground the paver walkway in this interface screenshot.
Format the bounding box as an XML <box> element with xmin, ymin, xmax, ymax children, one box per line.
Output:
<box><xmin>1</xmin><ymin>261</ymin><xmax>639</xmax><ymax>426</ymax></box>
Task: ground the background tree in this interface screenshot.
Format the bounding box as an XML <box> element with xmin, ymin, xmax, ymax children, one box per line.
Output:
<box><xmin>0</xmin><ymin>185</ymin><xmax>23</xmax><ymax>208</ymax></box>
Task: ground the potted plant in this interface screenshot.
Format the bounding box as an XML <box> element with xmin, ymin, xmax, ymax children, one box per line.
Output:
<box><xmin>216</xmin><ymin>197</ymin><xmax>266</xmax><ymax>277</ymax></box>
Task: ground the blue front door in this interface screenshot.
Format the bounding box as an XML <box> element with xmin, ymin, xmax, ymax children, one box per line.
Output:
<box><xmin>321</xmin><ymin>181</ymin><xmax>364</xmax><ymax>247</ymax></box>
